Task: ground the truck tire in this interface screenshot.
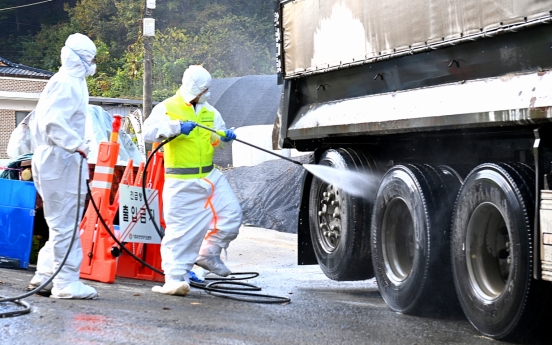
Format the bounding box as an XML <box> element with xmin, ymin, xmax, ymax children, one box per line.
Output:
<box><xmin>308</xmin><ymin>148</ymin><xmax>376</xmax><ymax>281</ymax></box>
<box><xmin>451</xmin><ymin>163</ymin><xmax>552</xmax><ymax>340</ymax></box>
<box><xmin>371</xmin><ymin>164</ymin><xmax>461</xmax><ymax>314</ymax></box>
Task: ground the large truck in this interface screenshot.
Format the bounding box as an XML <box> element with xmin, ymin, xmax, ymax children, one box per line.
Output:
<box><xmin>273</xmin><ymin>0</ymin><xmax>552</xmax><ymax>340</ymax></box>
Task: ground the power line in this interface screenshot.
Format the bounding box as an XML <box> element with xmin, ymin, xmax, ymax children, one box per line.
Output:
<box><xmin>0</xmin><ymin>0</ymin><xmax>54</xmax><ymax>12</ymax></box>
<box><xmin>0</xmin><ymin>21</ymin><xmax>43</xmax><ymax>27</ymax></box>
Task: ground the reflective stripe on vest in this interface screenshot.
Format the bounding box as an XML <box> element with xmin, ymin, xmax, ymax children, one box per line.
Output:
<box><xmin>165</xmin><ymin>164</ymin><xmax>214</xmax><ymax>175</ymax></box>
<box><xmin>164</xmin><ymin>93</ymin><xmax>216</xmax><ymax>180</ymax></box>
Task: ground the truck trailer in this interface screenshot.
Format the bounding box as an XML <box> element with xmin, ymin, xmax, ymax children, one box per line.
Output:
<box><xmin>273</xmin><ymin>0</ymin><xmax>552</xmax><ymax>340</ymax></box>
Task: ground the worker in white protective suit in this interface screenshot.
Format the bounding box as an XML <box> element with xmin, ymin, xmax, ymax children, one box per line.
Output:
<box><xmin>27</xmin><ymin>33</ymin><xmax>98</xmax><ymax>299</ymax></box>
<box><xmin>143</xmin><ymin>65</ymin><xmax>243</xmax><ymax>296</ymax></box>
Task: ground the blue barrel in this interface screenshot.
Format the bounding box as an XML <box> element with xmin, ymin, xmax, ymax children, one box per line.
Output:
<box><xmin>0</xmin><ymin>179</ymin><xmax>37</xmax><ymax>269</ymax></box>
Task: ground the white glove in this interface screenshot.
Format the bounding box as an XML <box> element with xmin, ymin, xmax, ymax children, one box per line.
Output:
<box><xmin>76</xmin><ymin>143</ymin><xmax>90</xmax><ymax>158</ymax></box>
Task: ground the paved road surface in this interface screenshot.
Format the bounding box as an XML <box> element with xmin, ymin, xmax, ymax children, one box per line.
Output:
<box><xmin>0</xmin><ymin>226</ymin><xmax>539</xmax><ymax>344</ymax></box>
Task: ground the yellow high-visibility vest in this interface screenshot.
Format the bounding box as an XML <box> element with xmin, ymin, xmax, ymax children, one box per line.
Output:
<box><xmin>164</xmin><ymin>93</ymin><xmax>215</xmax><ymax>179</ymax></box>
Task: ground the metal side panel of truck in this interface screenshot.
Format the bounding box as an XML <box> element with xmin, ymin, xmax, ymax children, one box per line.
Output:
<box><xmin>273</xmin><ymin>0</ymin><xmax>552</xmax><ymax>340</ymax></box>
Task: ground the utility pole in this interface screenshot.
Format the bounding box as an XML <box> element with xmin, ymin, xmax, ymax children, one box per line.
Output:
<box><xmin>143</xmin><ymin>0</ymin><xmax>156</xmax><ymax>120</ymax></box>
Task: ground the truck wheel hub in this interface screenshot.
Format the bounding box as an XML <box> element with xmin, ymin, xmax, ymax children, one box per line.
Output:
<box><xmin>317</xmin><ymin>184</ymin><xmax>342</xmax><ymax>251</ymax></box>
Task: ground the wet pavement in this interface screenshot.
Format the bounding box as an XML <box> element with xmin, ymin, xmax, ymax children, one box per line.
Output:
<box><xmin>0</xmin><ymin>226</ymin><xmax>531</xmax><ymax>345</ymax></box>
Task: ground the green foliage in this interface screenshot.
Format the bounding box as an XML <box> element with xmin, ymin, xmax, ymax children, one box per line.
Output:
<box><xmin>0</xmin><ymin>0</ymin><xmax>76</xmax><ymax>63</ymax></box>
<box><xmin>86</xmin><ymin>37</ymin><xmax>144</xmax><ymax>98</ymax></box>
<box><xmin>67</xmin><ymin>0</ymin><xmax>140</xmax><ymax>57</ymax></box>
<box><xmin>153</xmin><ymin>88</ymin><xmax>177</xmax><ymax>103</ymax></box>
<box><xmin>195</xmin><ymin>14</ymin><xmax>275</xmax><ymax>77</ymax></box>
<box><xmin>149</xmin><ymin>14</ymin><xmax>274</xmax><ymax>97</ymax></box>
<box><xmin>4</xmin><ymin>0</ymin><xmax>276</xmax><ymax>99</ymax></box>
<box><xmin>19</xmin><ymin>22</ymin><xmax>77</xmax><ymax>72</ymax></box>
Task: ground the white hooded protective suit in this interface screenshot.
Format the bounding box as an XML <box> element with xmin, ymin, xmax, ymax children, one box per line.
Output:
<box><xmin>29</xmin><ymin>33</ymin><xmax>98</xmax><ymax>299</ymax></box>
<box><xmin>143</xmin><ymin>66</ymin><xmax>242</xmax><ymax>290</ymax></box>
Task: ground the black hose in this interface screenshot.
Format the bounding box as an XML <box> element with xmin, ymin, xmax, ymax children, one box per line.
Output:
<box><xmin>0</xmin><ymin>155</ymin><xmax>85</xmax><ymax>317</ymax></box>
<box><xmin>93</xmin><ymin>134</ymin><xmax>290</xmax><ymax>304</ymax></box>
<box><xmin>86</xmin><ymin>182</ymin><xmax>164</xmax><ymax>275</ymax></box>
<box><xmin>141</xmin><ymin>136</ymin><xmax>178</xmax><ymax>239</ymax></box>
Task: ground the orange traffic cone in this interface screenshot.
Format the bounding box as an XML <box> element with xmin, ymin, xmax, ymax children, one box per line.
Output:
<box><xmin>79</xmin><ymin>115</ymin><xmax>122</xmax><ymax>283</ymax></box>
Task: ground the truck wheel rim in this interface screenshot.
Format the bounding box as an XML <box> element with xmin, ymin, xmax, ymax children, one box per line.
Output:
<box><xmin>382</xmin><ymin>198</ymin><xmax>415</xmax><ymax>283</ymax></box>
<box><xmin>466</xmin><ymin>202</ymin><xmax>510</xmax><ymax>301</ymax></box>
<box><xmin>317</xmin><ymin>183</ymin><xmax>342</xmax><ymax>252</ymax></box>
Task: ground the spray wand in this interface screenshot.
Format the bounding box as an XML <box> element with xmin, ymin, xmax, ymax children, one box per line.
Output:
<box><xmin>194</xmin><ymin>122</ymin><xmax>369</xmax><ymax>198</ymax></box>
<box><xmin>192</xmin><ymin>122</ymin><xmax>303</xmax><ymax>166</ymax></box>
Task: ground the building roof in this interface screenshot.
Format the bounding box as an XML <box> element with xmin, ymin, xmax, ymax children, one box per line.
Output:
<box><xmin>89</xmin><ymin>96</ymin><xmax>158</xmax><ymax>107</ymax></box>
<box><xmin>0</xmin><ymin>56</ymin><xmax>54</xmax><ymax>79</ymax></box>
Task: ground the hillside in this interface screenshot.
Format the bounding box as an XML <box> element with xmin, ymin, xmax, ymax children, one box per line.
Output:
<box><xmin>0</xmin><ymin>0</ymin><xmax>276</xmax><ymax>100</ymax></box>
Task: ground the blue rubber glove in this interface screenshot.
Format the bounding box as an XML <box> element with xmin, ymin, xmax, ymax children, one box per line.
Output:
<box><xmin>180</xmin><ymin>121</ymin><xmax>196</xmax><ymax>135</ymax></box>
<box><xmin>220</xmin><ymin>129</ymin><xmax>236</xmax><ymax>142</ymax></box>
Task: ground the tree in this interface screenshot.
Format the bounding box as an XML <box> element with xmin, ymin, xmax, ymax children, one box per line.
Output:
<box><xmin>7</xmin><ymin>0</ymin><xmax>277</xmax><ymax>99</ymax></box>
<box><xmin>0</xmin><ymin>0</ymin><xmax>76</xmax><ymax>63</ymax></box>
<box><xmin>65</xmin><ymin>0</ymin><xmax>141</xmax><ymax>61</ymax></box>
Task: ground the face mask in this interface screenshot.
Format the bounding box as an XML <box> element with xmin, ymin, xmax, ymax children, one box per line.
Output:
<box><xmin>86</xmin><ymin>63</ymin><xmax>97</xmax><ymax>77</ymax></box>
<box><xmin>199</xmin><ymin>90</ymin><xmax>210</xmax><ymax>103</ymax></box>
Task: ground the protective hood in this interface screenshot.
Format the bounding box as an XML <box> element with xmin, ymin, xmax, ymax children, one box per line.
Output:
<box><xmin>60</xmin><ymin>33</ymin><xmax>97</xmax><ymax>78</ymax></box>
<box><xmin>179</xmin><ymin>65</ymin><xmax>212</xmax><ymax>103</ymax></box>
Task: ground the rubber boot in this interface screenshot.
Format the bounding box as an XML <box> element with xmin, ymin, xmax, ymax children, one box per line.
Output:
<box><xmin>195</xmin><ymin>245</ymin><xmax>232</xmax><ymax>277</ymax></box>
